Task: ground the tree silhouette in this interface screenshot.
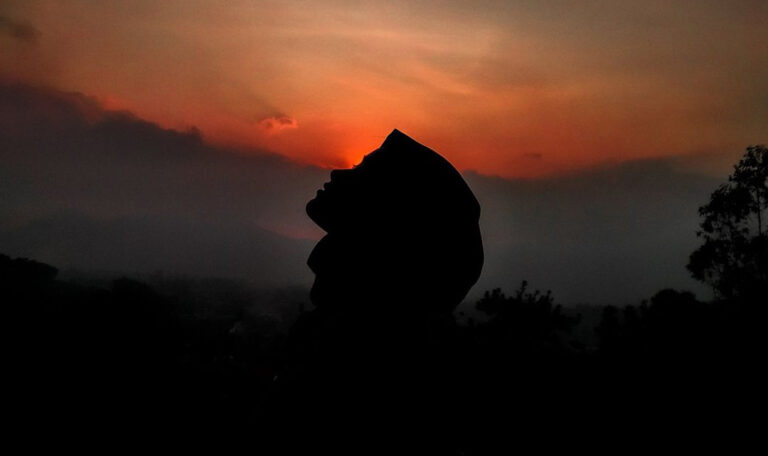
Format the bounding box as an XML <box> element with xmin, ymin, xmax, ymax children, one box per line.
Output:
<box><xmin>687</xmin><ymin>145</ymin><xmax>767</xmax><ymax>298</ymax></box>
<box><xmin>475</xmin><ymin>281</ymin><xmax>578</xmax><ymax>355</ymax></box>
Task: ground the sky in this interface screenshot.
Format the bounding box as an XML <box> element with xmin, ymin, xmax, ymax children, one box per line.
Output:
<box><xmin>2</xmin><ymin>0</ymin><xmax>766</xmax><ymax>177</ymax></box>
<box><xmin>1</xmin><ymin>1</ymin><xmax>766</xmax><ymax>305</ymax></box>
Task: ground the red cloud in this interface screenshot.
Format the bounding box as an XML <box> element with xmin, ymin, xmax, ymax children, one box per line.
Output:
<box><xmin>257</xmin><ymin>115</ymin><xmax>298</xmax><ymax>134</ymax></box>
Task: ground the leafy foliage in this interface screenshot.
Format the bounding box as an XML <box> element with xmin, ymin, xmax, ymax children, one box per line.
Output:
<box><xmin>688</xmin><ymin>145</ymin><xmax>768</xmax><ymax>298</ymax></box>
<box><xmin>475</xmin><ymin>281</ymin><xmax>579</xmax><ymax>354</ymax></box>
<box><xmin>595</xmin><ymin>289</ymin><xmax>712</xmax><ymax>360</ymax></box>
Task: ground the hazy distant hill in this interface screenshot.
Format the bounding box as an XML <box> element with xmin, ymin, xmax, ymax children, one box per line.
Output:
<box><xmin>0</xmin><ymin>210</ymin><xmax>315</xmax><ymax>287</ymax></box>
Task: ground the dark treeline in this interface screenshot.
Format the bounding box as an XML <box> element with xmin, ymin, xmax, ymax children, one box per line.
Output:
<box><xmin>3</xmin><ymin>252</ymin><xmax>763</xmax><ymax>452</ymax></box>
<box><xmin>3</xmin><ymin>253</ymin><xmax>287</xmax><ymax>441</ymax></box>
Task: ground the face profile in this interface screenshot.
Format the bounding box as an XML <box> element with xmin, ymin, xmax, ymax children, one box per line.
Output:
<box><xmin>306</xmin><ymin>129</ymin><xmax>483</xmax><ymax>314</ymax></box>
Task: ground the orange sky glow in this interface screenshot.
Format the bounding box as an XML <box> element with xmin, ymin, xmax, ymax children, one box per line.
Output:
<box><xmin>2</xmin><ymin>0</ymin><xmax>766</xmax><ymax>178</ymax></box>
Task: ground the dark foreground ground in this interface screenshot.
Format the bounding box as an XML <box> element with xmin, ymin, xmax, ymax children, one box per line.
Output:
<box><xmin>3</xmin><ymin>254</ymin><xmax>763</xmax><ymax>453</ymax></box>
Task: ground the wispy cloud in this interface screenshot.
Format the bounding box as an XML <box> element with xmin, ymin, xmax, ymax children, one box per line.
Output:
<box><xmin>257</xmin><ymin>114</ymin><xmax>298</xmax><ymax>134</ymax></box>
<box><xmin>0</xmin><ymin>15</ymin><xmax>39</xmax><ymax>43</ymax></box>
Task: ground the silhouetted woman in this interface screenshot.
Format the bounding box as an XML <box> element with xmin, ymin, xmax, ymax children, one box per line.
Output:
<box><xmin>272</xmin><ymin>130</ymin><xmax>483</xmax><ymax>453</ymax></box>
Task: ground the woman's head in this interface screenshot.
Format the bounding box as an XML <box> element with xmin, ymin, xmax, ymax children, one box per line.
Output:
<box><xmin>307</xmin><ymin>129</ymin><xmax>483</xmax><ymax>313</ymax></box>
